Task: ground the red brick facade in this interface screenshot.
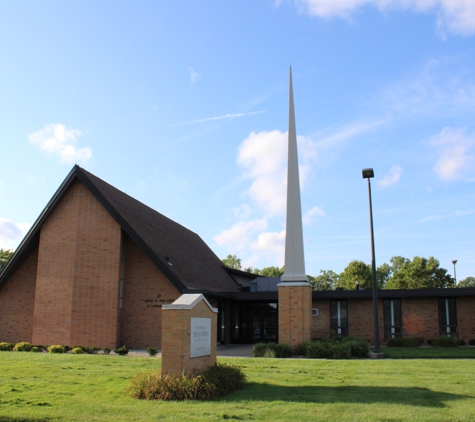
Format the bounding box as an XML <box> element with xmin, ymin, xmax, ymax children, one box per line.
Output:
<box><xmin>120</xmin><ymin>234</ymin><xmax>180</xmax><ymax>348</ymax></box>
<box><xmin>0</xmin><ymin>249</ymin><xmax>38</xmax><ymax>343</ymax></box>
<box><xmin>32</xmin><ymin>179</ymin><xmax>122</xmax><ymax>348</ymax></box>
<box><xmin>312</xmin><ymin>296</ymin><xmax>475</xmax><ymax>344</ymax></box>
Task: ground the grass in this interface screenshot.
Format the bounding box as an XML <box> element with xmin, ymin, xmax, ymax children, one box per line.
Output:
<box><xmin>0</xmin><ymin>352</ymin><xmax>474</xmax><ymax>421</ymax></box>
<box><xmin>382</xmin><ymin>346</ymin><xmax>475</xmax><ymax>359</ymax></box>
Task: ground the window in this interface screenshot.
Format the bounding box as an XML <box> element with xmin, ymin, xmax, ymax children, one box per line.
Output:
<box><xmin>330</xmin><ymin>300</ymin><xmax>348</xmax><ymax>337</ymax></box>
<box><xmin>384</xmin><ymin>299</ymin><xmax>402</xmax><ymax>341</ymax></box>
<box><xmin>438</xmin><ymin>298</ymin><xmax>457</xmax><ymax>339</ymax></box>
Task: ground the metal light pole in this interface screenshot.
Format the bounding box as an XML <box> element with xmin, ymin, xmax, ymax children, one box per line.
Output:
<box><xmin>362</xmin><ymin>168</ymin><xmax>381</xmax><ymax>354</ymax></box>
<box><xmin>452</xmin><ymin>260</ymin><xmax>457</xmax><ymax>286</ymax></box>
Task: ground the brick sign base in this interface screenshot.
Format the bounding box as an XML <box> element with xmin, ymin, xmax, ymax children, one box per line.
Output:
<box><xmin>161</xmin><ymin>294</ymin><xmax>217</xmax><ymax>376</ymax></box>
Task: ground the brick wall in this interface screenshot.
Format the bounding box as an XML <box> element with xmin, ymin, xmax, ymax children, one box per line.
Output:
<box><xmin>32</xmin><ymin>179</ymin><xmax>122</xmax><ymax>348</ymax></box>
<box><xmin>401</xmin><ymin>297</ymin><xmax>439</xmax><ymax>340</ymax></box>
<box><xmin>120</xmin><ymin>234</ymin><xmax>180</xmax><ymax>349</ymax></box>
<box><xmin>453</xmin><ymin>297</ymin><xmax>475</xmax><ymax>342</ymax></box>
<box><xmin>0</xmin><ymin>249</ymin><xmax>38</xmax><ymax>343</ymax></box>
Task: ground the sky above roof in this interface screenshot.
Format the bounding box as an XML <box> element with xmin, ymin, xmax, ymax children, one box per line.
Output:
<box><xmin>1</xmin><ymin>0</ymin><xmax>474</xmax><ymax>280</ymax></box>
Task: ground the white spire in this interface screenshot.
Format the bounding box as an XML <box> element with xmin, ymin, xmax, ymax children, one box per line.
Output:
<box><xmin>281</xmin><ymin>67</ymin><xmax>308</xmax><ymax>283</ymax></box>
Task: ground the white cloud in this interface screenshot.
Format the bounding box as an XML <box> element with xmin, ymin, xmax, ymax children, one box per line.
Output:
<box><xmin>303</xmin><ymin>206</ymin><xmax>325</xmax><ymax>225</ymax></box>
<box><xmin>28</xmin><ymin>124</ymin><xmax>92</xmax><ymax>164</ymax></box>
<box><xmin>429</xmin><ymin>127</ymin><xmax>474</xmax><ymax>181</ymax></box>
<box><xmin>213</xmin><ymin>218</ymin><xmax>268</xmax><ymax>251</ymax></box>
<box><xmin>251</xmin><ymin>230</ymin><xmax>286</xmax><ymax>266</ymax></box>
<box><xmin>189</xmin><ymin>67</ymin><xmax>200</xmax><ymax>83</ymax></box>
<box><xmin>291</xmin><ymin>0</ymin><xmax>475</xmax><ymax>36</ymax></box>
<box><xmin>233</xmin><ymin>203</ymin><xmax>251</xmax><ymax>220</ymax></box>
<box><xmin>0</xmin><ymin>218</ymin><xmax>30</xmax><ymax>250</ymax></box>
<box><xmin>378</xmin><ymin>165</ymin><xmax>403</xmax><ymax>188</ymax></box>
<box><xmin>237</xmin><ymin>130</ymin><xmax>316</xmax><ymax>216</ymax></box>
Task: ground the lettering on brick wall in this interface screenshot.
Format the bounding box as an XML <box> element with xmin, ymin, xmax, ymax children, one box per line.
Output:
<box><xmin>190</xmin><ymin>317</ymin><xmax>211</xmax><ymax>358</ymax></box>
<box><xmin>144</xmin><ymin>296</ymin><xmax>174</xmax><ymax>309</ymax></box>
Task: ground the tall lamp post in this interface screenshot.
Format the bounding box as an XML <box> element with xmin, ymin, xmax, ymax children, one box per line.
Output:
<box><xmin>452</xmin><ymin>260</ymin><xmax>457</xmax><ymax>286</ymax></box>
<box><xmin>362</xmin><ymin>168</ymin><xmax>381</xmax><ymax>354</ymax></box>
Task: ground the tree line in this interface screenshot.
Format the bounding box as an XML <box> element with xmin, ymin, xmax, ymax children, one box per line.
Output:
<box><xmin>0</xmin><ymin>249</ymin><xmax>13</xmax><ymax>272</ymax></box>
<box><xmin>221</xmin><ymin>254</ymin><xmax>475</xmax><ymax>290</ymax></box>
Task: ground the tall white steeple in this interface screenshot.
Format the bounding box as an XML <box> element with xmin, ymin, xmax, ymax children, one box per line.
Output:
<box><xmin>281</xmin><ymin>67</ymin><xmax>308</xmax><ymax>283</ymax></box>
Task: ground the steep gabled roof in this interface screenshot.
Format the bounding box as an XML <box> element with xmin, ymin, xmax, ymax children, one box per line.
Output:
<box><xmin>0</xmin><ymin>165</ymin><xmax>240</xmax><ymax>293</ymax></box>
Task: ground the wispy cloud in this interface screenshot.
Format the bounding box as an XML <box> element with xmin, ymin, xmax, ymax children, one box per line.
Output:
<box><xmin>189</xmin><ymin>67</ymin><xmax>200</xmax><ymax>83</ymax></box>
<box><xmin>28</xmin><ymin>123</ymin><xmax>92</xmax><ymax>164</ymax></box>
<box><xmin>378</xmin><ymin>165</ymin><xmax>403</xmax><ymax>188</ymax></box>
<box><xmin>429</xmin><ymin>127</ymin><xmax>474</xmax><ymax>181</ymax></box>
<box><xmin>289</xmin><ymin>0</ymin><xmax>475</xmax><ymax>36</ymax></box>
<box><xmin>0</xmin><ymin>218</ymin><xmax>30</xmax><ymax>250</ymax></box>
<box><xmin>303</xmin><ymin>206</ymin><xmax>325</xmax><ymax>225</ymax></box>
<box><xmin>170</xmin><ymin>110</ymin><xmax>265</xmax><ymax>127</ymax></box>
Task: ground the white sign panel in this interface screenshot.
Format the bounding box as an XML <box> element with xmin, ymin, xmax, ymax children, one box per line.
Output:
<box><xmin>190</xmin><ymin>317</ymin><xmax>211</xmax><ymax>358</ymax></box>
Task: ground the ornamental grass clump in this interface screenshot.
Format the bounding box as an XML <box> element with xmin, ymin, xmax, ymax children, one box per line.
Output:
<box><xmin>0</xmin><ymin>342</ymin><xmax>13</xmax><ymax>351</ymax></box>
<box><xmin>13</xmin><ymin>342</ymin><xmax>33</xmax><ymax>352</ymax></box>
<box><xmin>146</xmin><ymin>347</ymin><xmax>158</xmax><ymax>357</ymax></box>
<box><xmin>114</xmin><ymin>345</ymin><xmax>129</xmax><ymax>356</ymax></box>
<box><xmin>71</xmin><ymin>347</ymin><xmax>85</xmax><ymax>354</ymax></box>
<box><xmin>47</xmin><ymin>345</ymin><xmax>65</xmax><ymax>354</ymax></box>
<box><xmin>125</xmin><ymin>363</ymin><xmax>246</xmax><ymax>401</ymax></box>
<box><xmin>252</xmin><ymin>343</ymin><xmax>293</xmax><ymax>358</ymax></box>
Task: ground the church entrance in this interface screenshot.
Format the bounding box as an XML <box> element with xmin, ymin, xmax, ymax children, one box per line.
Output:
<box><xmin>230</xmin><ymin>302</ymin><xmax>278</xmax><ymax>344</ymax></box>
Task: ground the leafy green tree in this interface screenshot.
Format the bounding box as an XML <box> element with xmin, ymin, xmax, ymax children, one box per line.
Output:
<box><xmin>385</xmin><ymin>256</ymin><xmax>453</xmax><ymax>289</ymax></box>
<box><xmin>311</xmin><ymin>270</ymin><xmax>339</xmax><ymax>291</ymax></box>
<box><xmin>338</xmin><ymin>260</ymin><xmax>372</xmax><ymax>290</ymax></box>
<box><xmin>457</xmin><ymin>277</ymin><xmax>475</xmax><ymax>288</ymax></box>
<box><xmin>221</xmin><ymin>254</ymin><xmax>242</xmax><ymax>270</ymax></box>
<box><xmin>258</xmin><ymin>266</ymin><xmax>284</xmax><ymax>278</ymax></box>
<box><xmin>376</xmin><ymin>262</ymin><xmax>391</xmax><ymax>288</ymax></box>
<box><xmin>0</xmin><ymin>249</ymin><xmax>14</xmax><ymax>272</ymax></box>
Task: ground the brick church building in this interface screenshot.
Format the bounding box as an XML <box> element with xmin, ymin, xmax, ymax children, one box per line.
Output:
<box><xmin>1</xmin><ymin>165</ymin><xmax>475</xmax><ymax>349</ymax></box>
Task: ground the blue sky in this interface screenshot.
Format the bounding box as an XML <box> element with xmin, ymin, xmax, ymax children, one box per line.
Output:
<box><xmin>1</xmin><ymin>1</ymin><xmax>474</xmax><ymax>281</ymax></box>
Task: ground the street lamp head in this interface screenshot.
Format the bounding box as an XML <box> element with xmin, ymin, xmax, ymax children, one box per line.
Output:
<box><xmin>452</xmin><ymin>260</ymin><xmax>457</xmax><ymax>265</ymax></box>
<box><xmin>362</xmin><ymin>168</ymin><xmax>374</xmax><ymax>179</ymax></box>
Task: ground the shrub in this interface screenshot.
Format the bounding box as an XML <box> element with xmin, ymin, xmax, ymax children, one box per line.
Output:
<box><xmin>252</xmin><ymin>343</ymin><xmax>292</xmax><ymax>358</ymax></box>
<box><xmin>0</xmin><ymin>342</ymin><xmax>13</xmax><ymax>351</ymax></box>
<box><xmin>71</xmin><ymin>347</ymin><xmax>85</xmax><ymax>354</ymax></box>
<box><xmin>347</xmin><ymin>339</ymin><xmax>370</xmax><ymax>358</ymax></box>
<box><xmin>387</xmin><ymin>337</ymin><xmax>424</xmax><ymax>348</ymax></box>
<box><xmin>102</xmin><ymin>347</ymin><xmax>111</xmax><ymax>355</ymax></box>
<box><xmin>429</xmin><ymin>337</ymin><xmax>458</xmax><ymax>347</ymax></box>
<box><xmin>47</xmin><ymin>345</ymin><xmax>65</xmax><ymax>354</ymax></box>
<box><xmin>330</xmin><ymin>342</ymin><xmax>352</xmax><ymax>359</ymax></box>
<box><xmin>469</xmin><ymin>339</ymin><xmax>475</xmax><ymax>346</ymax></box>
<box><xmin>32</xmin><ymin>345</ymin><xmax>47</xmax><ymax>352</ymax></box>
<box><xmin>114</xmin><ymin>345</ymin><xmax>129</xmax><ymax>356</ymax></box>
<box><xmin>13</xmin><ymin>342</ymin><xmax>33</xmax><ymax>352</ymax></box>
<box><xmin>146</xmin><ymin>347</ymin><xmax>158</xmax><ymax>357</ymax></box>
<box><xmin>456</xmin><ymin>339</ymin><xmax>466</xmax><ymax>346</ymax></box>
<box><xmin>305</xmin><ymin>341</ymin><xmax>332</xmax><ymax>359</ymax></box>
<box><xmin>293</xmin><ymin>342</ymin><xmax>309</xmax><ymax>356</ymax></box>
<box><xmin>125</xmin><ymin>363</ymin><xmax>246</xmax><ymax>401</ymax></box>
<box><xmin>31</xmin><ymin>346</ymin><xmax>40</xmax><ymax>353</ymax></box>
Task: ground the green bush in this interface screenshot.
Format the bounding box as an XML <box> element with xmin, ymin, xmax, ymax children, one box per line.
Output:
<box><xmin>125</xmin><ymin>363</ymin><xmax>246</xmax><ymax>401</ymax></box>
<box><xmin>32</xmin><ymin>344</ymin><xmax>47</xmax><ymax>352</ymax></box>
<box><xmin>0</xmin><ymin>342</ymin><xmax>13</xmax><ymax>351</ymax></box>
<box><xmin>429</xmin><ymin>337</ymin><xmax>458</xmax><ymax>347</ymax></box>
<box><xmin>71</xmin><ymin>347</ymin><xmax>85</xmax><ymax>354</ymax></box>
<box><xmin>347</xmin><ymin>339</ymin><xmax>370</xmax><ymax>358</ymax></box>
<box><xmin>469</xmin><ymin>339</ymin><xmax>475</xmax><ymax>346</ymax></box>
<box><xmin>114</xmin><ymin>345</ymin><xmax>129</xmax><ymax>356</ymax></box>
<box><xmin>293</xmin><ymin>342</ymin><xmax>309</xmax><ymax>356</ymax></box>
<box><xmin>387</xmin><ymin>337</ymin><xmax>424</xmax><ymax>348</ymax></box>
<box><xmin>456</xmin><ymin>339</ymin><xmax>466</xmax><ymax>346</ymax></box>
<box><xmin>102</xmin><ymin>347</ymin><xmax>111</xmax><ymax>355</ymax></box>
<box><xmin>31</xmin><ymin>346</ymin><xmax>40</xmax><ymax>353</ymax></box>
<box><xmin>13</xmin><ymin>342</ymin><xmax>33</xmax><ymax>352</ymax></box>
<box><xmin>306</xmin><ymin>341</ymin><xmax>332</xmax><ymax>359</ymax></box>
<box><xmin>146</xmin><ymin>347</ymin><xmax>158</xmax><ymax>357</ymax></box>
<box><xmin>252</xmin><ymin>343</ymin><xmax>293</xmax><ymax>358</ymax></box>
<box><xmin>47</xmin><ymin>345</ymin><xmax>65</xmax><ymax>354</ymax></box>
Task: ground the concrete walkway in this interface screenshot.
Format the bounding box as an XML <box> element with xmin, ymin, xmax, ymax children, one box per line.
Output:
<box><xmin>217</xmin><ymin>344</ymin><xmax>253</xmax><ymax>358</ymax></box>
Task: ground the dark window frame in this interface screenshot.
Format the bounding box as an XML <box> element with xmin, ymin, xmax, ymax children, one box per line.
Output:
<box><xmin>383</xmin><ymin>299</ymin><xmax>402</xmax><ymax>341</ymax></box>
<box><xmin>438</xmin><ymin>298</ymin><xmax>458</xmax><ymax>339</ymax></box>
<box><xmin>330</xmin><ymin>300</ymin><xmax>348</xmax><ymax>337</ymax></box>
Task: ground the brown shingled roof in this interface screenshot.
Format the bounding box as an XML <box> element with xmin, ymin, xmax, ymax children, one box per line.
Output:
<box><xmin>0</xmin><ymin>165</ymin><xmax>240</xmax><ymax>293</ymax></box>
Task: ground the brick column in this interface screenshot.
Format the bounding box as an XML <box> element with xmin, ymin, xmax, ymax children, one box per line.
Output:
<box><xmin>278</xmin><ymin>282</ymin><xmax>312</xmax><ymax>346</ymax></box>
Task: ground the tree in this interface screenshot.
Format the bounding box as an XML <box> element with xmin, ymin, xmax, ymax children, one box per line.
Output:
<box><xmin>311</xmin><ymin>270</ymin><xmax>339</xmax><ymax>291</ymax></box>
<box><xmin>221</xmin><ymin>254</ymin><xmax>242</xmax><ymax>270</ymax></box>
<box><xmin>457</xmin><ymin>277</ymin><xmax>475</xmax><ymax>288</ymax></box>
<box><xmin>338</xmin><ymin>260</ymin><xmax>372</xmax><ymax>290</ymax></box>
<box><xmin>376</xmin><ymin>262</ymin><xmax>391</xmax><ymax>288</ymax></box>
<box><xmin>385</xmin><ymin>256</ymin><xmax>453</xmax><ymax>289</ymax></box>
<box><xmin>258</xmin><ymin>266</ymin><xmax>284</xmax><ymax>277</ymax></box>
<box><xmin>0</xmin><ymin>248</ymin><xmax>14</xmax><ymax>272</ymax></box>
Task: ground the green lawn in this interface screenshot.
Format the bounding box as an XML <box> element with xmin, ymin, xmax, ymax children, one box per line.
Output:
<box><xmin>0</xmin><ymin>352</ymin><xmax>475</xmax><ymax>421</ymax></box>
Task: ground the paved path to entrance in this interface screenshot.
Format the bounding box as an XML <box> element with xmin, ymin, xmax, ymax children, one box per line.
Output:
<box><xmin>217</xmin><ymin>344</ymin><xmax>253</xmax><ymax>357</ymax></box>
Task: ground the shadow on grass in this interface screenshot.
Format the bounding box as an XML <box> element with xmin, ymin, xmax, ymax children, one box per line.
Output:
<box><xmin>223</xmin><ymin>383</ymin><xmax>473</xmax><ymax>408</ymax></box>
